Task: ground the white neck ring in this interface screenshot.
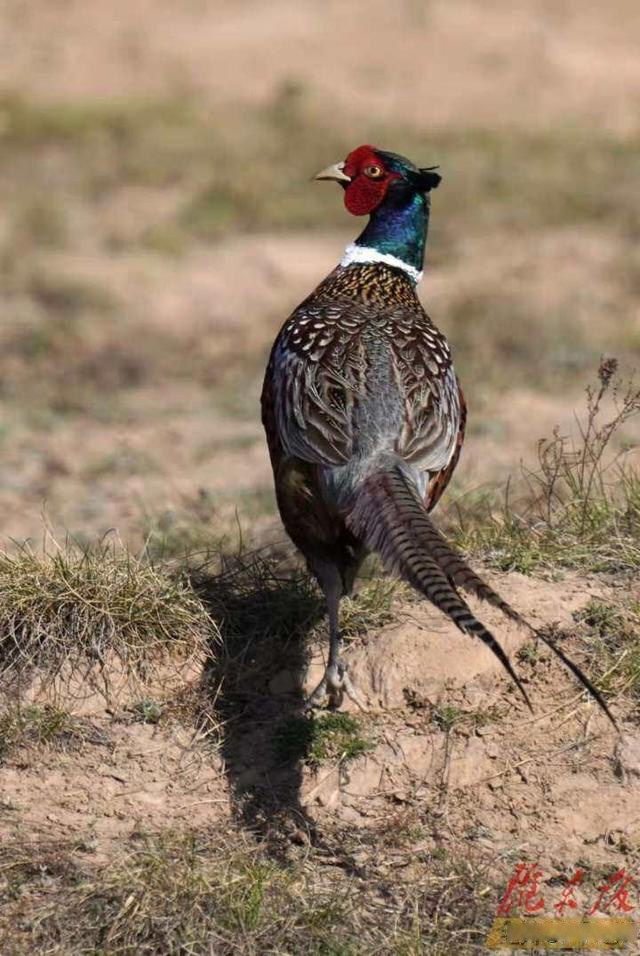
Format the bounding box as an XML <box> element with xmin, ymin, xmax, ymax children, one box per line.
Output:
<box><xmin>340</xmin><ymin>243</ymin><xmax>423</xmax><ymax>284</ymax></box>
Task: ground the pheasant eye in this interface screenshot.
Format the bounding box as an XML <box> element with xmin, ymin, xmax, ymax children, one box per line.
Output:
<box><xmin>363</xmin><ymin>164</ymin><xmax>384</xmax><ymax>179</ymax></box>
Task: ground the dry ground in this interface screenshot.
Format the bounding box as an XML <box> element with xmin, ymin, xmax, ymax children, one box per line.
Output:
<box><xmin>0</xmin><ymin>1</ymin><xmax>639</xmax><ymax>952</ymax></box>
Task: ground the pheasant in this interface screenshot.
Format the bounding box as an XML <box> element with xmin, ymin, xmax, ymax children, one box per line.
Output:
<box><xmin>261</xmin><ymin>144</ymin><xmax>615</xmax><ymax>724</ymax></box>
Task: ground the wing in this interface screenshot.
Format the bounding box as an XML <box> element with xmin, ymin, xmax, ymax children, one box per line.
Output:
<box><xmin>262</xmin><ymin>294</ymin><xmax>463</xmax><ymax>492</ymax></box>
<box><xmin>390</xmin><ymin>306</ymin><xmax>462</xmax><ymax>480</ymax></box>
<box><xmin>264</xmin><ymin>300</ymin><xmax>364</xmax><ymax>466</ymax></box>
<box><xmin>424</xmin><ymin>384</ymin><xmax>466</xmax><ymax>511</ymax></box>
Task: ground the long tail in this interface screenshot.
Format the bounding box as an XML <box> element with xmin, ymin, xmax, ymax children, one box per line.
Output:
<box><xmin>346</xmin><ymin>466</ymin><xmax>617</xmax><ymax>730</ymax></box>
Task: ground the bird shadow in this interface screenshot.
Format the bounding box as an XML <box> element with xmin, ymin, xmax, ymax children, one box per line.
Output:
<box><xmin>190</xmin><ymin>548</ymin><xmax>327</xmax><ymax>859</ymax></box>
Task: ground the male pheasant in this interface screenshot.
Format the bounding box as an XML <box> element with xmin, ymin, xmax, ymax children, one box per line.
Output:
<box><xmin>261</xmin><ymin>144</ymin><xmax>614</xmax><ymax>723</ymax></box>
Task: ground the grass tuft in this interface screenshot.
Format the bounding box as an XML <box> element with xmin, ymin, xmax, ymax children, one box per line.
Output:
<box><xmin>132</xmin><ymin>698</ymin><xmax>164</xmax><ymax>724</ymax></box>
<box><xmin>0</xmin><ymin>543</ymin><xmax>216</xmax><ymax>698</ymax></box>
<box><xmin>0</xmin><ymin>704</ymin><xmax>101</xmax><ymax>762</ymax></box>
<box><xmin>432</xmin><ymin>705</ymin><xmax>466</xmax><ymax>732</ymax></box>
<box><xmin>432</xmin><ymin>703</ymin><xmax>499</xmax><ymax>733</ymax></box>
<box><xmin>574</xmin><ymin>597</ymin><xmax>640</xmax><ymax>708</ymax></box>
<box><xmin>0</xmin><ymin>832</ymin><xmax>350</xmax><ymax>954</ymax></box>
<box><xmin>340</xmin><ymin>575</ymin><xmax>408</xmax><ymax>641</ymax></box>
<box><xmin>517</xmin><ymin>641</ymin><xmax>540</xmax><ymax>664</ymax></box>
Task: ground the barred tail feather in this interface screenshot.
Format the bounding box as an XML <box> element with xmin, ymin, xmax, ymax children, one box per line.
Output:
<box><xmin>347</xmin><ymin>466</ymin><xmax>617</xmax><ymax>729</ymax></box>
<box><xmin>347</xmin><ymin>468</ymin><xmax>533</xmax><ymax>712</ymax></box>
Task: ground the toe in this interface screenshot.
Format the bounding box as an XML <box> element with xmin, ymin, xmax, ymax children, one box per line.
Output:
<box><xmin>342</xmin><ymin>673</ymin><xmax>367</xmax><ymax>712</ymax></box>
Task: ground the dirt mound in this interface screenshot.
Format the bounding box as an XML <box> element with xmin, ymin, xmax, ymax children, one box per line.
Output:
<box><xmin>309</xmin><ymin>570</ymin><xmax>601</xmax><ymax>711</ymax></box>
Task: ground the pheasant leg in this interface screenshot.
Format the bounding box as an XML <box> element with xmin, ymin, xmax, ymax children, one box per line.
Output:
<box><xmin>305</xmin><ymin>568</ymin><xmax>366</xmax><ymax>711</ymax></box>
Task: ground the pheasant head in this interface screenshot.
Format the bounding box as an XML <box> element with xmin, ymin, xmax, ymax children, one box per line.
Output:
<box><xmin>314</xmin><ymin>145</ymin><xmax>442</xmax><ymax>283</ymax></box>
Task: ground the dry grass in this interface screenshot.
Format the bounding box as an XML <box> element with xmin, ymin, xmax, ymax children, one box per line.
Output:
<box><xmin>447</xmin><ymin>362</ymin><xmax>640</xmax><ymax>574</ymax></box>
<box><xmin>0</xmin><ymin>830</ymin><xmax>499</xmax><ymax>955</ymax></box>
<box><xmin>0</xmin><ymin>542</ymin><xmax>216</xmax><ymax>698</ymax></box>
<box><xmin>574</xmin><ymin>597</ymin><xmax>640</xmax><ymax>712</ymax></box>
<box><xmin>340</xmin><ymin>575</ymin><xmax>409</xmax><ymax>642</ymax></box>
<box><xmin>0</xmin><ymin>703</ymin><xmax>104</xmax><ymax>762</ymax></box>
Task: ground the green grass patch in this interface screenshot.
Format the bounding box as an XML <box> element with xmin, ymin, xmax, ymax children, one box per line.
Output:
<box><xmin>0</xmin><ymin>93</ymin><xmax>189</xmax><ymax>148</ymax></box>
<box><xmin>432</xmin><ymin>704</ymin><xmax>466</xmax><ymax>732</ymax></box>
<box><xmin>131</xmin><ymin>698</ymin><xmax>164</xmax><ymax>725</ymax></box>
<box><xmin>0</xmin><ymin>89</ymin><xmax>637</xmax><ymax>242</ymax></box>
<box><xmin>274</xmin><ymin>712</ymin><xmax>374</xmax><ymax>766</ymax></box>
<box><xmin>516</xmin><ymin>641</ymin><xmax>541</xmax><ymax>665</ymax></box>
<box><xmin>432</xmin><ymin>703</ymin><xmax>500</xmax><ymax>734</ymax></box>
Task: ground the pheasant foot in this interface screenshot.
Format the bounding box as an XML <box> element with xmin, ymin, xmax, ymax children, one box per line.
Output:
<box><xmin>304</xmin><ymin>659</ymin><xmax>367</xmax><ymax>712</ymax></box>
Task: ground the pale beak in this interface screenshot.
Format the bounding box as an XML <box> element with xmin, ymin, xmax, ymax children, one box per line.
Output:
<box><xmin>314</xmin><ymin>161</ymin><xmax>351</xmax><ymax>183</ymax></box>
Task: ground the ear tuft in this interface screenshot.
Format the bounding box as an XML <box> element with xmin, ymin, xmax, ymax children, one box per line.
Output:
<box><xmin>417</xmin><ymin>167</ymin><xmax>442</xmax><ymax>192</ymax></box>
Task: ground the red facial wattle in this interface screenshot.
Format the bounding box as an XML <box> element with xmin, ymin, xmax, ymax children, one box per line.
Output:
<box><xmin>344</xmin><ymin>175</ymin><xmax>389</xmax><ymax>216</ymax></box>
<box><xmin>342</xmin><ymin>145</ymin><xmax>398</xmax><ymax>216</ymax></box>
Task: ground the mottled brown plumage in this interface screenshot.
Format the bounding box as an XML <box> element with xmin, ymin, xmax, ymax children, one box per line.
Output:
<box><xmin>261</xmin><ymin>258</ymin><xmax>526</xmax><ymax>707</ymax></box>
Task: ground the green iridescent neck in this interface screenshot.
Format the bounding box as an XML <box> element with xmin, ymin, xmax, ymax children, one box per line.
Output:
<box><xmin>354</xmin><ymin>191</ymin><xmax>430</xmax><ymax>276</ymax></box>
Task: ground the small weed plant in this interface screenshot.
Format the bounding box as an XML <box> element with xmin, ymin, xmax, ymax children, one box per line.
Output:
<box><xmin>451</xmin><ymin>360</ymin><xmax>640</xmax><ymax>573</ymax></box>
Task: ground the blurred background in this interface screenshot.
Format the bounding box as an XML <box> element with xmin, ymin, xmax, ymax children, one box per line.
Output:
<box><xmin>0</xmin><ymin>0</ymin><xmax>638</xmax><ymax>552</ymax></box>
